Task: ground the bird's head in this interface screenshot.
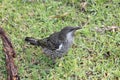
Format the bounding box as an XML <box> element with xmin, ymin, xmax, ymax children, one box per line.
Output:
<box><xmin>59</xmin><ymin>26</ymin><xmax>81</xmax><ymax>40</ymax></box>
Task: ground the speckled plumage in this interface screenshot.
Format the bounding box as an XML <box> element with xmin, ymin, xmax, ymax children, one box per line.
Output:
<box><xmin>25</xmin><ymin>26</ymin><xmax>81</xmax><ymax>63</ymax></box>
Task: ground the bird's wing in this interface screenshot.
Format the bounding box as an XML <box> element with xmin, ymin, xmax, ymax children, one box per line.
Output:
<box><xmin>38</xmin><ymin>32</ymin><xmax>61</xmax><ymax>50</ymax></box>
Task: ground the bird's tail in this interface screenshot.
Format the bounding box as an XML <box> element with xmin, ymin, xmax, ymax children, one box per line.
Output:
<box><xmin>25</xmin><ymin>37</ymin><xmax>39</xmax><ymax>45</ymax></box>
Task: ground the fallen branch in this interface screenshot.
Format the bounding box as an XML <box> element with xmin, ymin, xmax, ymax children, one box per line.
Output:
<box><xmin>0</xmin><ymin>27</ymin><xmax>20</xmax><ymax>80</ymax></box>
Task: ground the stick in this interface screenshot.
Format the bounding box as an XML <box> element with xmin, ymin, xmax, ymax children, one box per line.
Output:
<box><xmin>0</xmin><ymin>27</ymin><xmax>20</xmax><ymax>80</ymax></box>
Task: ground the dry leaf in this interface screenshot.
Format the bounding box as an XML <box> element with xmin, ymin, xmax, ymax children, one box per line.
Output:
<box><xmin>81</xmin><ymin>2</ymin><xmax>87</xmax><ymax>12</ymax></box>
<box><xmin>94</xmin><ymin>26</ymin><xmax>120</xmax><ymax>33</ymax></box>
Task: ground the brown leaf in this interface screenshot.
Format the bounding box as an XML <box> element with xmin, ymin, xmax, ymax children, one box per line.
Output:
<box><xmin>103</xmin><ymin>51</ymin><xmax>111</xmax><ymax>59</ymax></box>
<box><xmin>80</xmin><ymin>2</ymin><xmax>87</xmax><ymax>12</ymax></box>
<box><xmin>86</xmin><ymin>71</ymin><xmax>93</xmax><ymax>77</ymax></box>
<box><xmin>94</xmin><ymin>26</ymin><xmax>120</xmax><ymax>33</ymax></box>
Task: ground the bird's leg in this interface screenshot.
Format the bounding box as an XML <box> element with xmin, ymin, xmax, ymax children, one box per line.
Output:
<box><xmin>52</xmin><ymin>59</ymin><xmax>56</xmax><ymax>65</ymax></box>
<box><xmin>51</xmin><ymin>55</ymin><xmax>57</xmax><ymax>64</ymax></box>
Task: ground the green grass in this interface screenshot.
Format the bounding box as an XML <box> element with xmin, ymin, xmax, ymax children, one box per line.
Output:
<box><xmin>0</xmin><ymin>0</ymin><xmax>120</xmax><ymax>80</ymax></box>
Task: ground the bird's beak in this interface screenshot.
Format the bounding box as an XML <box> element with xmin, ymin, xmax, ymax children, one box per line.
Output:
<box><xmin>73</xmin><ymin>27</ymin><xmax>81</xmax><ymax>30</ymax></box>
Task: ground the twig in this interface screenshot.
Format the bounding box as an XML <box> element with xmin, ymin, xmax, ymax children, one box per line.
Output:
<box><xmin>0</xmin><ymin>27</ymin><xmax>20</xmax><ymax>80</ymax></box>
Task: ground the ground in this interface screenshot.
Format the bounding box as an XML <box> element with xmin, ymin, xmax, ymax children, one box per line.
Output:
<box><xmin>0</xmin><ymin>0</ymin><xmax>120</xmax><ymax>80</ymax></box>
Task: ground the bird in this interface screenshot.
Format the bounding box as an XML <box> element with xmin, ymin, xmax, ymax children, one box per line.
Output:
<box><xmin>25</xmin><ymin>26</ymin><xmax>81</xmax><ymax>63</ymax></box>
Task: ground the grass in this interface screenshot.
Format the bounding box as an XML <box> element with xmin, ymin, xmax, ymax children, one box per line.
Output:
<box><xmin>0</xmin><ymin>0</ymin><xmax>120</xmax><ymax>80</ymax></box>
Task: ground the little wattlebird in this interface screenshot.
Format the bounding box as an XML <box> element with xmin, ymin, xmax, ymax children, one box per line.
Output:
<box><xmin>25</xmin><ymin>26</ymin><xmax>81</xmax><ymax>63</ymax></box>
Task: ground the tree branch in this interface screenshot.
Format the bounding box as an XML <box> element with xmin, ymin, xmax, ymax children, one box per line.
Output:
<box><xmin>0</xmin><ymin>27</ymin><xmax>20</xmax><ymax>80</ymax></box>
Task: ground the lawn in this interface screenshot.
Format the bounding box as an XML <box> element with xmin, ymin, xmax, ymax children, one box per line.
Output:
<box><xmin>0</xmin><ymin>0</ymin><xmax>120</xmax><ymax>80</ymax></box>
